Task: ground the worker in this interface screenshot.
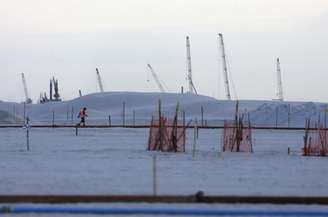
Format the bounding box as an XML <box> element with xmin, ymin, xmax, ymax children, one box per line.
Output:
<box><xmin>78</xmin><ymin>107</ymin><xmax>88</xmax><ymax>126</ymax></box>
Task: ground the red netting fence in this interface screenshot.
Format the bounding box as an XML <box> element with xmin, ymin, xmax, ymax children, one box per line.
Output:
<box><xmin>303</xmin><ymin>120</ymin><xmax>328</xmax><ymax>156</ymax></box>
<box><xmin>147</xmin><ymin>117</ymin><xmax>186</xmax><ymax>152</ymax></box>
<box><xmin>222</xmin><ymin>121</ymin><xmax>253</xmax><ymax>152</ymax></box>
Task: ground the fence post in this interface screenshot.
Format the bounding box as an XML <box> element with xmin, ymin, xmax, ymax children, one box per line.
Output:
<box><xmin>122</xmin><ymin>102</ymin><xmax>126</xmax><ymax>126</ymax></box>
<box><xmin>25</xmin><ymin>117</ymin><xmax>30</xmax><ymax>151</ymax></box>
<box><xmin>287</xmin><ymin>104</ymin><xmax>291</xmax><ymax>128</ymax></box>
<box><xmin>152</xmin><ymin>155</ymin><xmax>157</xmax><ymax>196</ymax></box>
<box><xmin>23</xmin><ymin>102</ymin><xmax>26</xmax><ymax>122</ymax></box>
<box><xmin>183</xmin><ymin>111</ymin><xmax>186</xmax><ymax>152</ymax></box>
<box><xmin>12</xmin><ymin>105</ymin><xmax>16</xmax><ymax>123</ymax></box>
<box><xmin>193</xmin><ymin>120</ymin><xmax>197</xmax><ymax>159</ymax></box>
<box><xmin>71</xmin><ymin>107</ymin><xmax>74</xmax><ymax>123</ymax></box>
<box><xmin>195</xmin><ymin>119</ymin><xmax>199</xmax><ymax>139</ymax></box>
<box><xmin>275</xmin><ymin>106</ymin><xmax>278</xmax><ymax>128</ymax></box>
<box><xmin>66</xmin><ymin>105</ymin><xmax>69</xmax><ymax>121</ymax></box>
<box><xmin>52</xmin><ymin>111</ymin><xmax>55</xmax><ymax>127</ymax></box>
<box><xmin>201</xmin><ymin>106</ymin><xmax>204</xmax><ymax>127</ymax></box>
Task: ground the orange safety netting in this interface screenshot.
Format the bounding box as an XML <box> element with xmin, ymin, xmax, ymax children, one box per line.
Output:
<box><xmin>147</xmin><ymin>117</ymin><xmax>186</xmax><ymax>152</ymax></box>
<box><xmin>222</xmin><ymin>121</ymin><xmax>253</xmax><ymax>152</ymax></box>
<box><xmin>303</xmin><ymin>126</ymin><xmax>328</xmax><ymax>156</ymax></box>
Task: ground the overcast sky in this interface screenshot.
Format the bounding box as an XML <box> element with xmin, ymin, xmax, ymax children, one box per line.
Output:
<box><xmin>1</xmin><ymin>0</ymin><xmax>328</xmax><ymax>102</ymax></box>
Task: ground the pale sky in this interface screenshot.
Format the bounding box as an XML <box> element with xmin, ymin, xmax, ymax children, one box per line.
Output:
<box><xmin>1</xmin><ymin>0</ymin><xmax>328</xmax><ymax>102</ymax></box>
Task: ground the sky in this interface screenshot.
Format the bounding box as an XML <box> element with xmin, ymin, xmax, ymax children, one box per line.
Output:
<box><xmin>1</xmin><ymin>0</ymin><xmax>328</xmax><ymax>103</ymax></box>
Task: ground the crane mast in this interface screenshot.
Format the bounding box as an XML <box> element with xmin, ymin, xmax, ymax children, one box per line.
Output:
<box><xmin>186</xmin><ymin>36</ymin><xmax>197</xmax><ymax>94</ymax></box>
<box><xmin>147</xmin><ymin>64</ymin><xmax>166</xmax><ymax>92</ymax></box>
<box><xmin>21</xmin><ymin>73</ymin><xmax>32</xmax><ymax>104</ymax></box>
<box><xmin>96</xmin><ymin>68</ymin><xmax>104</xmax><ymax>93</ymax></box>
<box><xmin>218</xmin><ymin>33</ymin><xmax>231</xmax><ymax>100</ymax></box>
<box><xmin>276</xmin><ymin>58</ymin><xmax>284</xmax><ymax>101</ymax></box>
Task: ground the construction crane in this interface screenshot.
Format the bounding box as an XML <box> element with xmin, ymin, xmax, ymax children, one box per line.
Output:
<box><xmin>96</xmin><ymin>68</ymin><xmax>104</xmax><ymax>93</ymax></box>
<box><xmin>276</xmin><ymin>58</ymin><xmax>284</xmax><ymax>101</ymax></box>
<box><xmin>186</xmin><ymin>36</ymin><xmax>197</xmax><ymax>95</ymax></box>
<box><xmin>21</xmin><ymin>73</ymin><xmax>32</xmax><ymax>104</ymax></box>
<box><xmin>147</xmin><ymin>64</ymin><xmax>166</xmax><ymax>93</ymax></box>
<box><xmin>218</xmin><ymin>33</ymin><xmax>232</xmax><ymax>100</ymax></box>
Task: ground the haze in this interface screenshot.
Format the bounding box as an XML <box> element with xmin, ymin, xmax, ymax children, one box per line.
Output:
<box><xmin>1</xmin><ymin>0</ymin><xmax>328</xmax><ymax>102</ymax></box>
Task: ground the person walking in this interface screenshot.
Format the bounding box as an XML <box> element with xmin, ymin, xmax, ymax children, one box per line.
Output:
<box><xmin>78</xmin><ymin>107</ymin><xmax>88</xmax><ymax>126</ymax></box>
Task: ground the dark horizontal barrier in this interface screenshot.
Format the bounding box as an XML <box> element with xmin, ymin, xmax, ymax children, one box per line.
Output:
<box><xmin>1</xmin><ymin>206</ymin><xmax>328</xmax><ymax>216</ymax></box>
<box><xmin>0</xmin><ymin>124</ymin><xmax>324</xmax><ymax>131</ymax></box>
<box><xmin>0</xmin><ymin>195</ymin><xmax>328</xmax><ymax>205</ymax></box>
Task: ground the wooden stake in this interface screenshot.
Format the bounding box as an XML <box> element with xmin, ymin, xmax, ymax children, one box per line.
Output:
<box><xmin>193</xmin><ymin>120</ymin><xmax>197</xmax><ymax>159</ymax></box>
<box><xmin>26</xmin><ymin>117</ymin><xmax>30</xmax><ymax>151</ymax></box>
<box><xmin>122</xmin><ymin>102</ymin><xmax>126</xmax><ymax>126</ymax></box>
<box><xmin>201</xmin><ymin>106</ymin><xmax>204</xmax><ymax>127</ymax></box>
<box><xmin>52</xmin><ymin>111</ymin><xmax>55</xmax><ymax>127</ymax></box>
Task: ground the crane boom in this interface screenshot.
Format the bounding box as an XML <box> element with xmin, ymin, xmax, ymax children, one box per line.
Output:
<box><xmin>218</xmin><ymin>33</ymin><xmax>231</xmax><ymax>100</ymax></box>
<box><xmin>147</xmin><ymin>64</ymin><xmax>166</xmax><ymax>92</ymax></box>
<box><xmin>96</xmin><ymin>68</ymin><xmax>104</xmax><ymax>93</ymax></box>
<box><xmin>186</xmin><ymin>36</ymin><xmax>197</xmax><ymax>94</ymax></box>
<box><xmin>276</xmin><ymin>58</ymin><xmax>284</xmax><ymax>101</ymax></box>
<box><xmin>21</xmin><ymin>73</ymin><xmax>32</xmax><ymax>104</ymax></box>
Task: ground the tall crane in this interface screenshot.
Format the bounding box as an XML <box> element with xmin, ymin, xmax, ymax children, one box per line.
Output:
<box><xmin>21</xmin><ymin>73</ymin><xmax>32</xmax><ymax>104</ymax></box>
<box><xmin>218</xmin><ymin>33</ymin><xmax>231</xmax><ymax>100</ymax></box>
<box><xmin>276</xmin><ymin>58</ymin><xmax>284</xmax><ymax>101</ymax></box>
<box><xmin>186</xmin><ymin>36</ymin><xmax>197</xmax><ymax>94</ymax></box>
<box><xmin>147</xmin><ymin>64</ymin><xmax>166</xmax><ymax>93</ymax></box>
<box><xmin>96</xmin><ymin>68</ymin><xmax>104</xmax><ymax>93</ymax></box>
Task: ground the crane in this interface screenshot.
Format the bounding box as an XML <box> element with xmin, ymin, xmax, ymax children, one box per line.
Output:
<box><xmin>147</xmin><ymin>64</ymin><xmax>166</xmax><ymax>93</ymax></box>
<box><xmin>96</xmin><ymin>68</ymin><xmax>104</xmax><ymax>93</ymax></box>
<box><xmin>21</xmin><ymin>73</ymin><xmax>32</xmax><ymax>104</ymax></box>
<box><xmin>276</xmin><ymin>58</ymin><xmax>284</xmax><ymax>101</ymax></box>
<box><xmin>218</xmin><ymin>33</ymin><xmax>232</xmax><ymax>100</ymax></box>
<box><xmin>186</xmin><ymin>36</ymin><xmax>197</xmax><ymax>95</ymax></box>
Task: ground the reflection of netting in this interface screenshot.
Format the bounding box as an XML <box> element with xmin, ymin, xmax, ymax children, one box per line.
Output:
<box><xmin>303</xmin><ymin>122</ymin><xmax>328</xmax><ymax>156</ymax></box>
<box><xmin>222</xmin><ymin>121</ymin><xmax>253</xmax><ymax>152</ymax></box>
<box><xmin>147</xmin><ymin>118</ymin><xmax>186</xmax><ymax>152</ymax></box>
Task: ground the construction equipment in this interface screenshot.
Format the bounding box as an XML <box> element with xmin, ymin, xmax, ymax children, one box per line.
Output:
<box><xmin>185</xmin><ymin>36</ymin><xmax>197</xmax><ymax>94</ymax></box>
<box><xmin>21</xmin><ymin>73</ymin><xmax>32</xmax><ymax>104</ymax></box>
<box><xmin>96</xmin><ymin>68</ymin><xmax>104</xmax><ymax>93</ymax></box>
<box><xmin>276</xmin><ymin>58</ymin><xmax>284</xmax><ymax>101</ymax></box>
<box><xmin>218</xmin><ymin>33</ymin><xmax>232</xmax><ymax>100</ymax></box>
<box><xmin>147</xmin><ymin>64</ymin><xmax>166</xmax><ymax>93</ymax></box>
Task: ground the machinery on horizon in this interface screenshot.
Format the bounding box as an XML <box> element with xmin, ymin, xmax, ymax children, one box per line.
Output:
<box><xmin>218</xmin><ymin>33</ymin><xmax>232</xmax><ymax>100</ymax></box>
<box><xmin>185</xmin><ymin>36</ymin><xmax>197</xmax><ymax>95</ymax></box>
<box><xmin>96</xmin><ymin>68</ymin><xmax>104</xmax><ymax>93</ymax></box>
<box><xmin>275</xmin><ymin>58</ymin><xmax>284</xmax><ymax>101</ymax></box>
<box><xmin>39</xmin><ymin>76</ymin><xmax>61</xmax><ymax>104</ymax></box>
<box><xmin>21</xmin><ymin>73</ymin><xmax>32</xmax><ymax>104</ymax></box>
<box><xmin>147</xmin><ymin>64</ymin><xmax>167</xmax><ymax>93</ymax></box>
